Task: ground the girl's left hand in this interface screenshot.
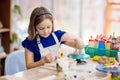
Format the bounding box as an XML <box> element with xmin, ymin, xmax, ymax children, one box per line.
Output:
<box><xmin>45</xmin><ymin>53</ymin><xmax>55</xmax><ymax>63</ymax></box>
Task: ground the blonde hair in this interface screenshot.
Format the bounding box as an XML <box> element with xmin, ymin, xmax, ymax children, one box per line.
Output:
<box><xmin>28</xmin><ymin>7</ymin><xmax>54</xmax><ymax>40</ymax></box>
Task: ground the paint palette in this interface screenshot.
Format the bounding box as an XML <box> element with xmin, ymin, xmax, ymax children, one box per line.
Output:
<box><xmin>96</xmin><ymin>64</ymin><xmax>120</xmax><ymax>75</ymax></box>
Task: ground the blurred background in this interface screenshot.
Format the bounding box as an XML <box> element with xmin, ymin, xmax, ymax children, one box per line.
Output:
<box><xmin>11</xmin><ymin>0</ymin><xmax>120</xmax><ymax>47</ymax></box>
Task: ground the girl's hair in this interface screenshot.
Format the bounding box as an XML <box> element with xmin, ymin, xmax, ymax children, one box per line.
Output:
<box><xmin>28</xmin><ymin>7</ymin><xmax>54</xmax><ymax>40</ymax></box>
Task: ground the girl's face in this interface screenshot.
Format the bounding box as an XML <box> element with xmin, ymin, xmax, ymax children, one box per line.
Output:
<box><xmin>36</xmin><ymin>19</ymin><xmax>53</xmax><ymax>38</ymax></box>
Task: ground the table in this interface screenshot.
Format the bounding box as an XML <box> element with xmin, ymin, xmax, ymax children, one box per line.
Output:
<box><xmin>0</xmin><ymin>59</ymin><xmax>108</xmax><ymax>80</ymax></box>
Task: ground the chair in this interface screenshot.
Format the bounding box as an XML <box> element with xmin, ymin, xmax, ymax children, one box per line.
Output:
<box><xmin>5</xmin><ymin>50</ymin><xmax>27</xmax><ymax>75</ymax></box>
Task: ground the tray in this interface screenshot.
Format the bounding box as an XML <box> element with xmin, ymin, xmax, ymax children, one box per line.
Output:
<box><xmin>84</xmin><ymin>45</ymin><xmax>118</xmax><ymax>59</ymax></box>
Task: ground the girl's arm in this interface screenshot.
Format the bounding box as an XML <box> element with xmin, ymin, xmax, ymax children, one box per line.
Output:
<box><xmin>25</xmin><ymin>48</ymin><xmax>54</xmax><ymax>69</ymax></box>
<box><xmin>25</xmin><ymin>48</ymin><xmax>46</xmax><ymax>69</ymax></box>
<box><xmin>61</xmin><ymin>33</ymin><xmax>84</xmax><ymax>50</ymax></box>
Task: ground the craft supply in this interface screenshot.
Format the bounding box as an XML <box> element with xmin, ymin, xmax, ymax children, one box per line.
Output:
<box><xmin>117</xmin><ymin>52</ymin><xmax>120</xmax><ymax>64</ymax></box>
<box><xmin>88</xmin><ymin>36</ymin><xmax>94</xmax><ymax>47</ymax></box>
<box><xmin>56</xmin><ymin>58</ymin><xmax>69</xmax><ymax>72</ymax></box>
<box><xmin>94</xmin><ymin>35</ymin><xmax>99</xmax><ymax>48</ymax></box>
<box><xmin>76</xmin><ymin>59</ymin><xmax>86</xmax><ymax>65</ymax></box>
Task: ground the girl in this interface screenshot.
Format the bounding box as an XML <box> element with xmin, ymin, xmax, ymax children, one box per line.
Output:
<box><xmin>22</xmin><ymin>6</ymin><xmax>84</xmax><ymax>69</ymax></box>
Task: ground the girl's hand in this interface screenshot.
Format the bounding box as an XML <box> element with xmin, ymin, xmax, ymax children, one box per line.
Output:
<box><xmin>45</xmin><ymin>53</ymin><xmax>55</xmax><ymax>63</ymax></box>
<box><xmin>73</xmin><ymin>49</ymin><xmax>79</xmax><ymax>56</ymax></box>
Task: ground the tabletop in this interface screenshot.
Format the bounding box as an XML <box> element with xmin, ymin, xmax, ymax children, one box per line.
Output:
<box><xmin>0</xmin><ymin>59</ymin><xmax>109</xmax><ymax>80</ymax></box>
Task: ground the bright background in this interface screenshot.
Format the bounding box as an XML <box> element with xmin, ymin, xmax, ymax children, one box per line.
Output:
<box><xmin>12</xmin><ymin>0</ymin><xmax>120</xmax><ymax>49</ymax></box>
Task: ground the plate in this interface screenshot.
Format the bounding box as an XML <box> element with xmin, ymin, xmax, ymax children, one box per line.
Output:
<box><xmin>68</xmin><ymin>53</ymin><xmax>90</xmax><ymax>59</ymax></box>
<box><xmin>96</xmin><ymin>64</ymin><xmax>120</xmax><ymax>74</ymax></box>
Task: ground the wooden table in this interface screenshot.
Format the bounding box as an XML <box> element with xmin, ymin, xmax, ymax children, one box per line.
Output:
<box><xmin>0</xmin><ymin>59</ymin><xmax>108</xmax><ymax>80</ymax></box>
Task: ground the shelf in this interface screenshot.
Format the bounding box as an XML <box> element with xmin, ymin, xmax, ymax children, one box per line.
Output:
<box><xmin>0</xmin><ymin>52</ymin><xmax>7</xmax><ymax>59</ymax></box>
<box><xmin>0</xmin><ymin>0</ymin><xmax>11</xmax><ymax>76</ymax></box>
<box><xmin>0</xmin><ymin>28</ymin><xmax>10</xmax><ymax>33</ymax></box>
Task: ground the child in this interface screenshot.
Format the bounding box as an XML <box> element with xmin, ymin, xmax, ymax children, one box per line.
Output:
<box><xmin>22</xmin><ymin>6</ymin><xmax>84</xmax><ymax>69</ymax></box>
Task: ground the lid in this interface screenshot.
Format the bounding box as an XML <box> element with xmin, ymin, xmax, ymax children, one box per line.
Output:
<box><xmin>107</xmin><ymin>40</ymin><xmax>111</xmax><ymax>43</ymax></box>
